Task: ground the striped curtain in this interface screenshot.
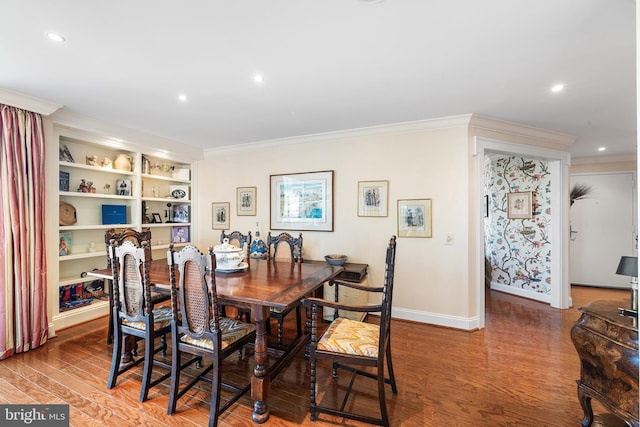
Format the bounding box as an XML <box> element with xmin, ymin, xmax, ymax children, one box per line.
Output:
<box><xmin>0</xmin><ymin>104</ymin><xmax>48</xmax><ymax>360</ymax></box>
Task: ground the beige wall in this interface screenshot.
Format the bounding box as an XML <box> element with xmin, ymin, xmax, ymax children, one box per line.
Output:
<box><xmin>196</xmin><ymin>115</ymin><xmax>576</xmax><ymax>328</ymax></box>
<box><xmin>196</xmin><ymin>122</ymin><xmax>474</xmax><ymax>326</ymax></box>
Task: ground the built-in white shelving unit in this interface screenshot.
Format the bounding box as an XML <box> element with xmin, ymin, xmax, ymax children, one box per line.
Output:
<box><xmin>50</xmin><ymin>126</ymin><xmax>196</xmax><ymax>332</ymax></box>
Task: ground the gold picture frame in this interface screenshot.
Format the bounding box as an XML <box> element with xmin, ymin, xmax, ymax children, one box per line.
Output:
<box><xmin>358</xmin><ymin>180</ymin><xmax>389</xmax><ymax>217</ymax></box>
<box><xmin>237</xmin><ymin>186</ymin><xmax>256</xmax><ymax>216</ymax></box>
<box><xmin>507</xmin><ymin>191</ymin><xmax>533</xmax><ymax>219</ymax></box>
<box><xmin>397</xmin><ymin>198</ymin><xmax>432</xmax><ymax>238</ymax></box>
<box><xmin>212</xmin><ymin>202</ymin><xmax>230</xmax><ymax>230</ymax></box>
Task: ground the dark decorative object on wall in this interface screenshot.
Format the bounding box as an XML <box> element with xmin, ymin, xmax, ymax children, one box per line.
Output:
<box><xmin>570</xmin><ymin>183</ymin><xmax>592</xmax><ymax>206</ymax></box>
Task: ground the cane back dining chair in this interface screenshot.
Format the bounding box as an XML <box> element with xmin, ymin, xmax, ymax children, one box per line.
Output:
<box><xmin>303</xmin><ymin>235</ymin><xmax>398</xmax><ymax>427</ymax></box>
<box><xmin>218</xmin><ymin>230</ymin><xmax>252</xmax><ymax>321</ymax></box>
<box><xmin>167</xmin><ymin>244</ymin><xmax>256</xmax><ymax>427</ymax></box>
<box><xmin>107</xmin><ymin>239</ymin><xmax>173</xmax><ymax>402</ymax></box>
<box><xmin>104</xmin><ymin>227</ymin><xmax>170</xmax><ymax>344</ymax></box>
<box><xmin>266</xmin><ymin>231</ymin><xmax>304</xmax><ymax>346</ymax></box>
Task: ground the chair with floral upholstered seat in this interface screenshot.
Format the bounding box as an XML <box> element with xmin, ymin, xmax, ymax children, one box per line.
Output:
<box><xmin>107</xmin><ymin>239</ymin><xmax>172</xmax><ymax>402</ymax></box>
<box><xmin>303</xmin><ymin>236</ymin><xmax>398</xmax><ymax>427</ymax></box>
<box><xmin>167</xmin><ymin>244</ymin><xmax>256</xmax><ymax>427</ymax></box>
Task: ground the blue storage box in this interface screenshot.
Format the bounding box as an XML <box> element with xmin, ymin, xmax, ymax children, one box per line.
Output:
<box><xmin>102</xmin><ymin>204</ymin><xmax>127</xmax><ymax>224</ymax></box>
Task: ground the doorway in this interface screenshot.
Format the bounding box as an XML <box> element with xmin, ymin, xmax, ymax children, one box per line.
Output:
<box><xmin>474</xmin><ymin>136</ymin><xmax>571</xmax><ymax>329</ymax></box>
<box><xmin>570</xmin><ymin>172</ymin><xmax>637</xmax><ymax>288</ymax></box>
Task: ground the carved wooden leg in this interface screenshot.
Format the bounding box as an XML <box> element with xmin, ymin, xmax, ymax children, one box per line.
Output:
<box><xmin>251</xmin><ymin>305</ymin><xmax>270</xmax><ymax>424</ymax></box>
<box><xmin>121</xmin><ymin>333</ymin><xmax>136</xmax><ymax>364</ymax></box>
<box><xmin>577</xmin><ymin>383</ymin><xmax>594</xmax><ymax>427</ymax></box>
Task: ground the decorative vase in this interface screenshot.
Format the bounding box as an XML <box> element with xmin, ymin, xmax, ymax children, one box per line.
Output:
<box><xmin>113</xmin><ymin>154</ymin><xmax>132</xmax><ymax>171</ymax></box>
<box><xmin>250</xmin><ymin>222</ymin><xmax>268</xmax><ymax>259</ymax></box>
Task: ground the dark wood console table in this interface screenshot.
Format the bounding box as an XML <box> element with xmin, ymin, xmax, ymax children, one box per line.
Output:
<box><xmin>570</xmin><ymin>300</ymin><xmax>639</xmax><ymax>427</ymax></box>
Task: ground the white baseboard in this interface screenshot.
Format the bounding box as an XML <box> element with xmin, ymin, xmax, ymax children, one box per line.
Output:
<box><xmin>490</xmin><ymin>282</ymin><xmax>551</xmax><ymax>304</ymax></box>
<box><xmin>391</xmin><ymin>307</ymin><xmax>480</xmax><ymax>331</ymax></box>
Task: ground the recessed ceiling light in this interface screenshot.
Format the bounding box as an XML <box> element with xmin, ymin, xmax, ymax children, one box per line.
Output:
<box><xmin>597</xmin><ymin>146</ymin><xmax>606</xmax><ymax>152</ymax></box>
<box><xmin>551</xmin><ymin>83</ymin><xmax>564</xmax><ymax>93</ymax></box>
<box><xmin>178</xmin><ymin>94</ymin><xmax>187</xmax><ymax>102</ymax></box>
<box><xmin>254</xmin><ymin>74</ymin><xmax>264</xmax><ymax>84</ymax></box>
<box><xmin>47</xmin><ymin>32</ymin><xmax>66</xmax><ymax>43</ymax></box>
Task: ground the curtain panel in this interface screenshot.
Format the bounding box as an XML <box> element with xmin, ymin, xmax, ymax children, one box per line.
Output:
<box><xmin>0</xmin><ymin>103</ymin><xmax>48</xmax><ymax>360</ymax></box>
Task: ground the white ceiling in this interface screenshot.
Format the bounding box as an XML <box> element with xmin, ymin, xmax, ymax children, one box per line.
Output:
<box><xmin>1</xmin><ymin>0</ymin><xmax>636</xmax><ymax>158</ymax></box>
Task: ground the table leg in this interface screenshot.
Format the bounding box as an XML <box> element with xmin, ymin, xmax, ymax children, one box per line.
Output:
<box><xmin>251</xmin><ymin>305</ymin><xmax>270</xmax><ymax>423</ymax></box>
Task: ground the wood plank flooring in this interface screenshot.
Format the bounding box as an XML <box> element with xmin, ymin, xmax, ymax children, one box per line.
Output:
<box><xmin>0</xmin><ymin>286</ymin><xmax>632</xmax><ymax>426</ymax></box>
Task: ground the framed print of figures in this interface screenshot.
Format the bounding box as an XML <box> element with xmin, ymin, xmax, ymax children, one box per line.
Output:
<box><xmin>358</xmin><ymin>180</ymin><xmax>389</xmax><ymax>217</ymax></box>
<box><xmin>507</xmin><ymin>191</ymin><xmax>533</xmax><ymax>219</ymax></box>
<box><xmin>270</xmin><ymin>170</ymin><xmax>334</xmax><ymax>232</ymax></box>
<box><xmin>397</xmin><ymin>199</ymin><xmax>432</xmax><ymax>238</ymax></box>
<box><xmin>237</xmin><ymin>187</ymin><xmax>256</xmax><ymax>216</ymax></box>
<box><xmin>212</xmin><ymin>202</ymin><xmax>230</xmax><ymax>230</ymax></box>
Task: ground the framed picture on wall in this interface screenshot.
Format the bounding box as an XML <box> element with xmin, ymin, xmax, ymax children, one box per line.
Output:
<box><xmin>212</xmin><ymin>202</ymin><xmax>230</xmax><ymax>230</ymax></box>
<box><xmin>507</xmin><ymin>191</ymin><xmax>533</xmax><ymax>219</ymax></box>
<box><xmin>237</xmin><ymin>186</ymin><xmax>256</xmax><ymax>216</ymax></box>
<box><xmin>397</xmin><ymin>199</ymin><xmax>432</xmax><ymax>238</ymax></box>
<box><xmin>270</xmin><ymin>170</ymin><xmax>334</xmax><ymax>231</ymax></box>
<box><xmin>358</xmin><ymin>180</ymin><xmax>389</xmax><ymax>217</ymax></box>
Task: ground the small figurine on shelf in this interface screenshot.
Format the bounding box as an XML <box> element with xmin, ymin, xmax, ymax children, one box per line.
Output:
<box><xmin>77</xmin><ymin>179</ymin><xmax>89</xmax><ymax>193</ymax></box>
<box><xmin>87</xmin><ymin>181</ymin><xmax>96</xmax><ymax>193</ymax></box>
<box><xmin>101</xmin><ymin>157</ymin><xmax>112</xmax><ymax>169</ymax></box>
<box><xmin>86</xmin><ymin>155</ymin><xmax>99</xmax><ymax>166</ymax></box>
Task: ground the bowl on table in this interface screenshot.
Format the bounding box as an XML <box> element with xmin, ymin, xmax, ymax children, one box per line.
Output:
<box><xmin>324</xmin><ymin>254</ymin><xmax>348</xmax><ymax>266</ymax></box>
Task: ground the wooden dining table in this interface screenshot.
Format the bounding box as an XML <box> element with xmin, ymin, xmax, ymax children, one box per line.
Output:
<box><xmin>89</xmin><ymin>256</ymin><xmax>343</xmax><ymax>424</ymax></box>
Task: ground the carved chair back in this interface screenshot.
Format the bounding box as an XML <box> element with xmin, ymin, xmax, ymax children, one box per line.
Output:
<box><xmin>267</xmin><ymin>231</ymin><xmax>303</xmax><ymax>263</ymax></box>
<box><xmin>168</xmin><ymin>245</ymin><xmax>219</xmax><ymax>343</ymax></box>
<box><xmin>220</xmin><ymin>230</ymin><xmax>252</xmax><ymax>256</ymax></box>
<box><xmin>109</xmin><ymin>240</ymin><xmax>153</xmax><ymax>322</ymax></box>
<box><xmin>105</xmin><ymin>227</ymin><xmax>152</xmax><ymax>269</ymax></box>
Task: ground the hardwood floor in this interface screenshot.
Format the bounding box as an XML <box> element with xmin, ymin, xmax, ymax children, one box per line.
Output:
<box><xmin>0</xmin><ymin>286</ymin><xmax>632</xmax><ymax>426</ymax></box>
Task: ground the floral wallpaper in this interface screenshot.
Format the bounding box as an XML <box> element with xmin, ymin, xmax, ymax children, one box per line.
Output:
<box><xmin>484</xmin><ymin>154</ymin><xmax>552</xmax><ymax>295</ymax></box>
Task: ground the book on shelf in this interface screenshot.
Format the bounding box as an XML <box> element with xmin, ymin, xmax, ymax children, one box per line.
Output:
<box><xmin>59</xmin><ymin>171</ymin><xmax>70</xmax><ymax>191</ymax></box>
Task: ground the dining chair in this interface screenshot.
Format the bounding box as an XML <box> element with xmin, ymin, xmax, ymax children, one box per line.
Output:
<box><xmin>107</xmin><ymin>239</ymin><xmax>173</xmax><ymax>402</ymax></box>
<box><xmin>303</xmin><ymin>235</ymin><xmax>398</xmax><ymax>427</ymax></box>
<box><xmin>219</xmin><ymin>230</ymin><xmax>252</xmax><ymax>321</ymax></box>
<box><xmin>167</xmin><ymin>244</ymin><xmax>256</xmax><ymax>427</ymax></box>
<box><xmin>266</xmin><ymin>231</ymin><xmax>304</xmax><ymax>346</ymax></box>
<box><xmin>104</xmin><ymin>227</ymin><xmax>170</xmax><ymax>344</ymax></box>
<box><xmin>267</xmin><ymin>231</ymin><xmax>303</xmax><ymax>262</ymax></box>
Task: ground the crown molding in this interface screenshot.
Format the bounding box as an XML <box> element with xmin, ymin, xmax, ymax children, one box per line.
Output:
<box><xmin>206</xmin><ymin>114</ymin><xmax>473</xmax><ymax>155</ymax></box>
<box><xmin>50</xmin><ymin>109</ymin><xmax>203</xmax><ymax>162</ymax></box>
<box><xmin>0</xmin><ymin>87</ymin><xmax>62</xmax><ymax>115</ymax></box>
<box><xmin>468</xmin><ymin>114</ymin><xmax>576</xmax><ymax>149</ymax></box>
